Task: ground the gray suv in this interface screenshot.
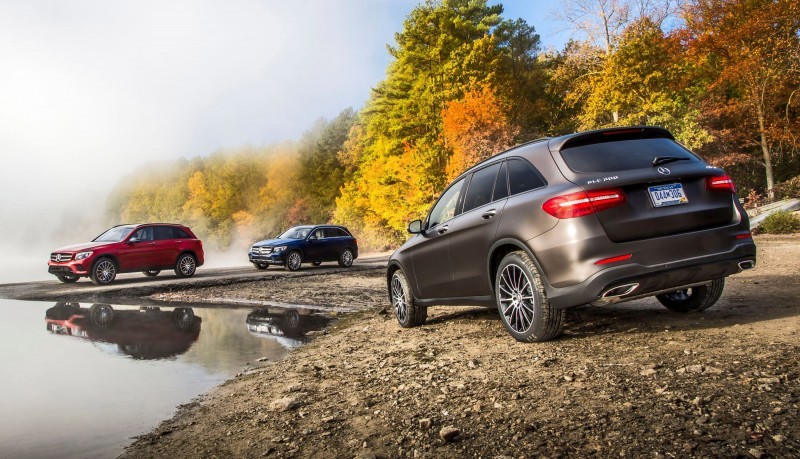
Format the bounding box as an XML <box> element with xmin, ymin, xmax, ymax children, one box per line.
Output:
<box><xmin>387</xmin><ymin>126</ymin><xmax>757</xmax><ymax>342</ymax></box>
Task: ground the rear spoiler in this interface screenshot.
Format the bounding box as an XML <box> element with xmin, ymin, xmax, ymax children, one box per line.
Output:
<box><xmin>549</xmin><ymin>126</ymin><xmax>675</xmax><ymax>151</ymax></box>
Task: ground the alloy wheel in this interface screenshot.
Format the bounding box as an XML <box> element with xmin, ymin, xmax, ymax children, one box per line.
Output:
<box><xmin>342</xmin><ymin>250</ymin><xmax>353</xmax><ymax>266</ymax></box>
<box><xmin>95</xmin><ymin>260</ymin><xmax>116</xmax><ymax>284</ymax></box>
<box><xmin>663</xmin><ymin>289</ymin><xmax>692</xmax><ymax>302</ymax></box>
<box><xmin>391</xmin><ymin>275</ymin><xmax>408</xmax><ymax>323</ymax></box>
<box><xmin>288</xmin><ymin>252</ymin><xmax>302</xmax><ymax>270</ymax></box>
<box><xmin>179</xmin><ymin>256</ymin><xmax>196</xmax><ymax>276</ymax></box>
<box><xmin>497</xmin><ymin>263</ymin><xmax>536</xmax><ymax>334</ymax></box>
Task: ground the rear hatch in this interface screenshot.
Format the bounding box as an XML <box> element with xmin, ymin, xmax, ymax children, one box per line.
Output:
<box><xmin>549</xmin><ymin>128</ymin><xmax>735</xmax><ymax>243</ymax></box>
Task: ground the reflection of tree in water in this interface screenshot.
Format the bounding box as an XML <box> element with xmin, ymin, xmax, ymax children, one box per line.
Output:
<box><xmin>44</xmin><ymin>303</ymin><xmax>201</xmax><ymax>360</ymax></box>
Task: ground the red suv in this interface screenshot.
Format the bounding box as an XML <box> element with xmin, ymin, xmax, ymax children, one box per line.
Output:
<box><xmin>48</xmin><ymin>223</ymin><xmax>204</xmax><ymax>285</ymax></box>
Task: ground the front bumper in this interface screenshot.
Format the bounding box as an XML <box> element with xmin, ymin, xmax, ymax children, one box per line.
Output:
<box><xmin>249</xmin><ymin>251</ymin><xmax>287</xmax><ymax>265</ymax></box>
<box><xmin>48</xmin><ymin>261</ymin><xmax>89</xmax><ymax>276</ymax></box>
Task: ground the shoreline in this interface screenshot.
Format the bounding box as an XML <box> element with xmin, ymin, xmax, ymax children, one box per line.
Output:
<box><xmin>119</xmin><ymin>234</ymin><xmax>799</xmax><ymax>458</ymax></box>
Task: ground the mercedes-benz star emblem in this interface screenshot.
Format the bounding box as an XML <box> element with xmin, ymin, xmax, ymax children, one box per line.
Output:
<box><xmin>55</xmin><ymin>254</ymin><xmax>62</xmax><ymax>262</ymax></box>
<box><xmin>657</xmin><ymin>166</ymin><xmax>671</xmax><ymax>175</ymax></box>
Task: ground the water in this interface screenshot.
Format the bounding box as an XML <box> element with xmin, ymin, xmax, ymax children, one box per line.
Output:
<box><xmin>0</xmin><ymin>299</ymin><xmax>332</xmax><ymax>459</ymax></box>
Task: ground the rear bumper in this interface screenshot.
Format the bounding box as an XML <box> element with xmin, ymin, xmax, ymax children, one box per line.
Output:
<box><xmin>547</xmin><ymin>240</ymin><xmax>756</xmax><ymax>308</ymax></box>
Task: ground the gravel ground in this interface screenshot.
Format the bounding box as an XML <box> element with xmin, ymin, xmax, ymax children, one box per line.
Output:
<box><xmin>122</xmin><ymin>235</ymin><xmax>799</xmax><ymax>458</ymax></box>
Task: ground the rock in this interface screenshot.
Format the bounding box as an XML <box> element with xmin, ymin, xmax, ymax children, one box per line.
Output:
<box><xmin>257</xmin><ymin>357</ymin><xmax>269</xmax><ymax>362</ymax></box>
<box><xmin>418</xmin><ymin>418</ymin><xmax>432</xmax><ymax>430</ymax></box>
<box><xmin>640</xmin><ymin>368</ymin><xmax>657</xmax><ymax>376</ymax></box>
<box><xmin>269</xmin><ymin>397</ymin><xmax>301</xmax><ymax>412</ymax></box>
<box><xmin>749</xmin><ymin>447</ymin><xmax>764</xmax><ymax>458</ymax></box>
<box><xmin>439</xmin><ymin>426</ymin><xmax>460</xmax><ymax>442</ymax></box>
<box><xmin>467</xmin><ymin>359</ymin><xmax>478</xmax><ymax>369</ymax></box>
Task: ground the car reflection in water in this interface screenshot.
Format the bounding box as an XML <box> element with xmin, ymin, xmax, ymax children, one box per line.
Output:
<box><xmin>45</xmin><ymin>303</ymin><xmax>201</xmax><ymax>360</ymax></box>
<box><xmin>246</xmin><ymin>307</ymin><xmax>333</xmax><ymax>349</ymax></box>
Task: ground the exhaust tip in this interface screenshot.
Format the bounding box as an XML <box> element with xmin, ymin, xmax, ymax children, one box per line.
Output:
<box><xmin>738</xmin><ymin>260</ymin><xmax>755</xmax><ymax>270</ymax></box>
<box><xmin>600</xmin><ymin>283</ymin><xmax>639</xmax><ymax>300</ymax></box>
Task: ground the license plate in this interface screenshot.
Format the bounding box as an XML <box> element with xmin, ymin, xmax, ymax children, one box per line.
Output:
<box><xmin>648</xmin><ymin>183</ymin><xmax>688</xmax><ymax>208</ymax></box>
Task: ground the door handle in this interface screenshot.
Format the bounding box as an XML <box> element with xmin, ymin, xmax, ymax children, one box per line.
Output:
<box><xmin>481</xmin><ymin>209</ymin><xmax>497</xmax><ymax>219</ymax></box>
<box><xmin>437</xmin><ymin>225</ymin><xmax>449</xmax><ymax>234</ymax></box>
<box><xmin>148</xmin><ymin>242</ymin><xmax>156</xmax><ymax>246</ymax></box>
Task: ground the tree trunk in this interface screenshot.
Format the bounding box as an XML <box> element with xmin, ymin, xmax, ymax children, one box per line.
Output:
<box><xmin>756</xmin><ymin>103</ymin><xmax>775</xmax><ymax>201</ymax></box>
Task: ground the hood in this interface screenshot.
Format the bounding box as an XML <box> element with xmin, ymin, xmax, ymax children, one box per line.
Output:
<box><xmin>252</xmin><ymin>238</ymin><xmax>297</xmax><ymax>247</ymax></box>
<box><xmin>52</xmin><ymin>241</ymin><xmax>115</xmax><ymax>253</ymax></box>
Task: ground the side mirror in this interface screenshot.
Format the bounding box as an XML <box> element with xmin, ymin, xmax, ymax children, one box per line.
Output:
<box><xmin>407</xmin><ymin>219</ymin><xmax>423</xmax><ymax>234</ymax></box>
<box><xmin>308</xmin><ymin>235</ymin><xmax>318</xmax><ymax>241</ymax></box>
<box><xmin>128</xmin><ymin>237</ymin><xmax>141</xmax><ymax>244</ymax></box>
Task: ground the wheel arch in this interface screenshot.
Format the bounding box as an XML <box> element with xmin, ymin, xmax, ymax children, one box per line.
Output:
<box><xmin>94</xmin><ymin>254</ymin><xmax>120</xmax><ymax>270</ymax></box>
<box><xmin>487</xmin><ymin>238</ymin><xmax>552</xmax><ymax>296</ymax></box>
<box><xmin>177</xmin><ymin>250</ymin><xmax>198</xmax><ymax>261</ymax></box>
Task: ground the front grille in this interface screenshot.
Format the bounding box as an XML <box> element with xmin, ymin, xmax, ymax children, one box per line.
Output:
<box><xmin>256</xmin><ymin>247</ymin><xmax>273</xmax><ymax>255</ymax></box>
<box><xmin>50</xmin><ymin>253</ymin><xmax>73</xmax><ymax>262</ymax></box>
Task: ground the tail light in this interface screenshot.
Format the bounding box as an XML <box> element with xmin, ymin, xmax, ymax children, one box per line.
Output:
<box><xmin>706</xmin><ymin>174</ymin><xmax>736</xmax><ymax>193</ymax></box>
<box><xmin>542</xmin><ymin>188</ymin><xmax>626</xmax><ymax>219</ymax></box>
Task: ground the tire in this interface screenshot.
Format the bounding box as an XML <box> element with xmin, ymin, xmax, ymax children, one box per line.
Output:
<box><xmin>56</xmin><ymin>274</ymin><xmax>79</xmax><ymax>283</ymax></box>
<box><xmin>253</xmin><ymin>263</ymin><xmax>269</xmax><ymax>270</ymax></box>
<box><xmin>338</xmin><ymin>248</ymin><xmax>354</xmax><ymax>267</ymax></box>
<box><xmin>143</xmin><ymin>269</ymin><xmax>161</xmax><ymax>277</ymax></box>
<box><xmin>89</xmin><ymin>304</ymin><xmax>114</xmax><ymax>327</ymax></box>
<box><xmin>495</xmin><ymin>251</ymin><xmax>565</xmax><ymax>342</ymax></box>
<box><xmin>656</xmin><ymin>278</ymin><xmax>725</xmax><ymax>313</ymax></box>
<box><xmin>285</xmin><ymin>251</ymin><xmax>303</xmax><ymax>271</ymax></box>
<box><xmin>173</xmin><ymin>307</ymin><xmax>195</xmax><ymax>331</ymax></box>
<box><xmin>312</xmin><ymin>262</ymin><xmax>322</xmax><ymax>266</ymax></box>
<box><xmin>390</xmin><ymin>269</ymin><xmax>427</xmax><ymax>327</ymax></box>
<box><xmin>90</xmin><ymin>258</ymin><xmax>117</xmax><ymax>285</ymax></box>
<box><xmin>285</xmin><ymin>310</ymin><xmax>301</xmax><ymax>330</ymax></box>
<box><xmin>175</xmin><ymin>253</ymin><xmax>197</xmax><ymax>278</ymax></box>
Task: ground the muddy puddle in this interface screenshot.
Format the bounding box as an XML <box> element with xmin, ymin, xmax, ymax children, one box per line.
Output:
<box><xmin>0</xmin><ymin>299</ymin><xmax>334</xmax><ymax>459</ymax></box>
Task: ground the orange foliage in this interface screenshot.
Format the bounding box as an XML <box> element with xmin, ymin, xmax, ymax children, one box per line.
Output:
<box><xmin>442</xmin><ymin>86</ymin><xmax>520</xmax><ymax>180</ymax></box>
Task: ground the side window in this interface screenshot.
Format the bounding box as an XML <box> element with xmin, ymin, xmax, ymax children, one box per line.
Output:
<box><xmin>324</xmin><ymin>228</ymin><xmax>339</xmax><ymax>238</ymax></box>
<box><xmin>462</xmin><ymin>162</ymin><xmax>502</xmax><ymax>213</ymax></box>
<box><xmin>428</xmin><ymin>178</ymin><xmax>465</xmax><ymax>228</ymax></box>
<box><xmin>154</xmin><ymin>226</ymin><xmax>173</xmax><ymax>240</ymax></box>
<box><xmin>312</xmin><ymin>228</ymin><xmax>325</xmax><ymax>239</ymax></box>
<box><xmin>336</xmin><ymin>228</ymin><xmax>349</xmax><ymax>237</ymax></box>
<box><xmin>493</xmin><ymin>161</ymin><xmax>508</xmax><ymax>201</ymax></box>
<box><xmin>133</xmin><ymin>227</ymin><xmax>154</xmax><ymax>241</ymax></box>
<box><xmin>173</xmin><ymin>228</ymin><xmax>191</xmax><ymax>239</ymax></box>
<box><xmin>508</xmin><ymin>158</ymin><xmax>546</xmax><ymax>196</ymax></box>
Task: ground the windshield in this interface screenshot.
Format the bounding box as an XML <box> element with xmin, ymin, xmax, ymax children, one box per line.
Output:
<box><xmin>93</xmin><ymin>225</ymin><xmax>135</xmax><ymax>242</ymax></box>
<box><xmin>560</xmin><ymin>138</ymin><xmax>700</xmax><ymax>173</ymax></box>
<box><xmin>278</xmin><ymin>226</ymin><xmax>312</xmax><ymax>239</ymax></box>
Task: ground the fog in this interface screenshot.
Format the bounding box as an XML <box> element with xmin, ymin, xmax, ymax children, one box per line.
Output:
<box><xmin>0</xmin><ymin>0</ymin><xmax>565</xmax><ymax>284</ymax></box>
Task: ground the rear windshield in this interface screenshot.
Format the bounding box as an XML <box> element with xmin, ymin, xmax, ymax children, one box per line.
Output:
<box><xmin>559</xmin><ymin>138</ymin><xmax>699</xmax><ymax>173</ymax></box>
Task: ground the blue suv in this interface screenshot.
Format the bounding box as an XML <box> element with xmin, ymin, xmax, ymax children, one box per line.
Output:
<box><xmin>249</xmin><ymin>225</ymin><xmax>358</xmax><ymax>271</ymax></box>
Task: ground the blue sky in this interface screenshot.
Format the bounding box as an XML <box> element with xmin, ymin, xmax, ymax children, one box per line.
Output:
<box><xmin>0</xmin><ymin>0</ymin><xmax>572</xmax><ymax>251</ymax></box>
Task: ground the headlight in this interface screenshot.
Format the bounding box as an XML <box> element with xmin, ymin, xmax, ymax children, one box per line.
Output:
<box><xmin>273</xmin><ymin>246</ymin><xmax>287</xmax><ymax>252</ymax></box>
<box><xmin>75</xmin><ymin>251</ymin><xmax>93</xmax><ymax>260</ymax></box>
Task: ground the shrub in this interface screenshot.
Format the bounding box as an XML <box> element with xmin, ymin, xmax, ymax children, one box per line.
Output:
<box><xmin>775</xmin><ymin>175</ymin><xmax>800</xmax><ymax>199</ymax></box>
<box><xmin>760</xmin><ymin>210</ymin><xmax>800</xmax><ymax>234</ymax></box>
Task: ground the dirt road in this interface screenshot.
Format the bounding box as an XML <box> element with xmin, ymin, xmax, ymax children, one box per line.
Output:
<box><xmin>0</xmin><ymin>255</ymin><xmax>388</xmax><ymax>305</ymax></box>
<box><xmin>118</xmin><ymin>235</ymin><xmax>799</xmax><ymax>458</ymax></box>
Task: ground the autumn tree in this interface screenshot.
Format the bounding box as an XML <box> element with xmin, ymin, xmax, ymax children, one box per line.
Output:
<box><xmin>685</xmin><ymin>0</ymin><xmax>800</xmax><ymax>199</ymax></box>
<box><xmin>334</xmin><ymin>0</ymin><xmax>549</xmax><ymax>247</ymax></box>
<box><xmin>295</xmin><ymin>108</ymin><xmax>357</xmax><ymax>223</ymax></box>
<box><xmin>442</xmin><ymin>85</ymin><xmax>520</xmax><ymax>180</ymax></box>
